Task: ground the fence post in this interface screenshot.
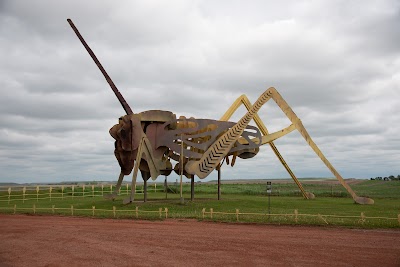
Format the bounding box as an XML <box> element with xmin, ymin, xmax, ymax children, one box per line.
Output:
<box><xmin>236</xmin><ymin>209</ymin><xmax>239</xmax><ymax>222</ymax></box>
<box><xmin>101</xmin><ymin>184</ymin><xmax>104</xmax><ymax>196</ymax></box>
<box><xmin>360</xmin><ymin>212</ymin><xmax>366</xmax><ymax>225</ymax></box>
<box><xmin>33</xmin><ymin>204</ymin><xmax>36</xmax><ymax>215</ymax></box>
<box><xmin>154</xmin><ymin>183</ymin><xmax>157</xmax><ymax>192</ymax></box>
<box><xmin>49</xmin><ymin>186</ymin><xmax>52</xmax><ymax>201</ymax></box>
<box><xmin>110</xmin><ymin>184</ymin><xmax>113</xmax><ymax>194</ymax></box>
<box><xmin>294</xmin><ymin>209</ymin><xmax>298</xmax><ymax>223</ymax></box>
<box><xmin>165</xmin><ymin>208</ymin><xmax>168</xmax><ymax>219</ymax></box>
<box><xmin>71</xmin><ymin>205</ymin><xmax>74</xmax><ymax>216</ymax></box>
<box><xmin>159</xmin><ymin>208</ymin><xmax>162</xmax><ymax>219</ymax></box>
<box><xmin>92</xmin><ymin>206</ymin><xmax>95</xmax><ymax>217</ymax></box>
<box><xmin>210</xmin><ymin>208</ymin><xmax>213</xmax><ymax>219</ymax></box>
<box><xmin>61</xmin><ymin>186</ymin><xmax>64</xmax><ymax>199</ymax></box>
<box><xmin>72</xmin><ymin>185</ymin><xmax>75</xmax><ymax>198</ymax></box>
<box><xmin>8</xmin><ymin>187</ymin><xmax>11</xmax><ymax>204</ymax></box>
<box><xmin>23</xmin><ymin>187</ymin><xmax>26</xmax><ymax>203</ymax></box>
<box><xmin>318</xmin><ymin>214</ymin><xmax>328</xmax><ymax>224</ymax></box>
<box><xmin>13</xmin><ymin>204</ymin><xmax>16</xmax><ymax>214</ymax></box>
<box><xmin>82</xmin><ymin>185</ymin><xmax>85</xmax><ymax>197</ymax></box>
<box><xmin>113</xmin><ymin>206</ymin><xmax>116</xmax><ymax>218</ymax></box>
<box><xmin>92</xmin><ymin>185</ymin><xmax>95</xmax><ymax>198</ymax></box>
<box><xmin>135</xmin><ymin>206</ymin><xmax>138</xmax><ymax>219</ymax></box>
<box><xmin>126</xmin><ymin>184</ymin><xmax>129</xmax><ymax>195</ymax></box>
<box><xmin>202</xmin><ymin>208</ymin><xmax>205</xmax><ymax>219</ymax></box>
<box><xmin>52</xmin><ymin>205</ymin><xmax>55</xmax><ymax>214</ymax></box>
<box><xmin>36</xmin><ymin>186</ymin><xmax>39</xmax><ymax>202</ymax></box>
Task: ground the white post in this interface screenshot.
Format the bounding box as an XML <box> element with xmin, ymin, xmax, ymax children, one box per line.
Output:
<box><xmin>8</xmin><ymin>187</ymin><xmax>11</xmax><ymax>204</ymax></box>
<box><xmin>36</xmin><ymin>186</ymin><xmax>39</xmax><ymax>202</ymax></box>
<box><xmin>23</xmin><ymin>187</ymin><xmax>26</xmax><ymax>203</ymax></box>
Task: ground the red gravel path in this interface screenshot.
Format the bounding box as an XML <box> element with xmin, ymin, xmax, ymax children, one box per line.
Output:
<box><xmin>0</xmin><ymin>214</ymin><xmax>399</xmax><ymax>266</ymax></box>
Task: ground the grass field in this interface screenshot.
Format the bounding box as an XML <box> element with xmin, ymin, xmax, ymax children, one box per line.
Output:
<box><xmin>0</xmin><ymin>179</ymin><xmax>399</xmax><ymax>228</ymax></box>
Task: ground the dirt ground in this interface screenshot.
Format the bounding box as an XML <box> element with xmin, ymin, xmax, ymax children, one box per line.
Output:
<box><xmin>0</xmin><ymin>215</ymin><xmax>399</xmax><ymax>267</ymax></box>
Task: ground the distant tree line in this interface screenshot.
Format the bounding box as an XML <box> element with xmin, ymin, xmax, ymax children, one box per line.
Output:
<box><xmin>370</xmin><ymin>175</ymin><xmax>400</xmax><ymax>181</ymax></box>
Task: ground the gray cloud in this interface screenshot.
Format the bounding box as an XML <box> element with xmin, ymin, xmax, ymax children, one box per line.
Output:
<box><xmin>0</xmin><ymin>0</ymin><xmax>399</xmax><ymax>184</ymax></box>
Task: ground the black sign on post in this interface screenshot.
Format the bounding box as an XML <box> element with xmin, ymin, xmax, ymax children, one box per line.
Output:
<box><xmin>266</xmin><ymin>181</ymin><xmax>272</xmax><ymax>194</ymax></box>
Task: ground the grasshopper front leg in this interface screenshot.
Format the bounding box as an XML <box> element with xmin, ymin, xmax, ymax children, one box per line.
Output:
<box><xmin>104</xmin><ymin>171</ymin><xmax>125</xmax><ymax>200</ymax></box>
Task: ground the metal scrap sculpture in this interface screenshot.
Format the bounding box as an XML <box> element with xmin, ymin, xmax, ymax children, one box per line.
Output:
<box><xmin>67</xmin><ymin>19</ymin><xmax>374</xmax><ymax>205</ymax></box>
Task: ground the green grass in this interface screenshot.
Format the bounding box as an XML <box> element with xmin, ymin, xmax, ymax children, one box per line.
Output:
<box><xmin>0</xmin><ymin>180</ymin><xmax>399</xmax><ymax>228</ymax></box>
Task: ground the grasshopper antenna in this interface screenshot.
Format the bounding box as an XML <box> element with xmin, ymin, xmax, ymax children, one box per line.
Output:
<box><xmin>67</xmin><ymin>18</ymin><xmax>133</xmax><ymax>115</ymax></box>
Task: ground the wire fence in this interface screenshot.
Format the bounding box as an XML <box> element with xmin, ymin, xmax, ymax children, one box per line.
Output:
<box><xmin>1</xmin><ymin>204</ymin><xmax>399</xmax><ymax>227</ymax></box>
<box><xmin>0</xmin><ymin>184</ymin><xmax>164</xmax><ymax>203</ymax></box>
<box><xmin>0</xmin><ymin>204</ymin><xmax>168</xmax><ymax>219</ymax></box>
<box><xmin>201</xmin><ymin>208</ymin><xmax>400</xmax><ymax>227</ymax></box>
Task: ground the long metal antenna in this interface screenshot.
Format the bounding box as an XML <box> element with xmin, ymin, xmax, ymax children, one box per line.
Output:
<box><xmin>67</xmin><ymin>18</ymin><xmax>133</xmax><ymax>115</ymax></box>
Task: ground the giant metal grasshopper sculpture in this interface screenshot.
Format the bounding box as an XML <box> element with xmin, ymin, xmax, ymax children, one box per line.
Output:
<box><xmin>68</xmin><ymin>19</ymin><xmax>373</xmax><ymax>205</ymax></box>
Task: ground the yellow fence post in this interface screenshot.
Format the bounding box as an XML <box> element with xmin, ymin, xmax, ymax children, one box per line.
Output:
<box><xmin>126</xmin><ymin>183</ymin><xmax>129</xmax><ymax>195</ymax></box>
<box><xmin>23</xmin><ymin>187</ymin><xmax>26</xmax><ymax>203</ymax></box>
<box><xmin>154</xmin><ymin>183</ymin><xmax>157</xmax><ymax>192</ymax></box>
<box><xmin>210</xmin><ymin>208</ymin><xmax>213</xmax><ymax>219</ymax></box>
<box><xmin>72</xmin><ymin>185</ymin><xmax>75</xmax><ymax>198</ymax></box>
<box><xmin>13</xmin><ymin>204</ymin><xmax>16</xmax><ymax>214</ymax></box>
<box><xmin>52</xmin><ymin>205</ymin><xmax>55</xmax><ymax>214</ymax></box>
<box><xmin>71</xmin><ymin>205</ymin><xmax>74</xmax><ymax>216</ymax></box>
<box><xmin>360</xmin><ymin>212</ymin><xmax>366</xmax><ymax>225</ymax></box>
<box><xmin>318</xmin><ymin>214</ymin><xmax>328</xmax><ymax>225</ymax></box>
<box><xmin>159</xmin><ymin>208</ymin><xmax>162</xmax><ymax>219</ymax></box>
<box><xmin>113</xmin><ymin>206</ymin><xmax>116</xmax><ymax>218</ymax></box>
<box><xmin>92</xmin><ymin>206</ymin><xmax>95</xmax><ymax>217</ymax></box>
<box><xmin>202</xmin><ymin>208</ymin><xmax>205</xmax><ymax>219</ymax></box>
<box><xmin>83</xmin><ymin>185</ymin><xmax>85</xmax><ymax>198</ymax></box>
<box><xmin>110</xmin><ymin>184</ymin><xmax>112</xmax><ymax>194</ymax></box>
<box><xmin>36</xmin><ymin>186</ymin><xmax>39</xmax><ymax>202</ymax></box>
<box><xmin>236</xmin><ymin>209</ymin><xmax>239</xmax><ymax>222</ymax></box>
<box><xmin>101</xmin><ymin>184</ymin><xmax>104</xmax><ymax>196</ymax></box>
<box><xmin>135</xmin><ymin>206</ymin><xmax>138</xmax><ymax>219</ymax></box>
<box><xmin>165</xmin><ymin>208</ymin><xmax>168</xmax><ymax>219</ymax></box>
<box><xmin>294</xmin><ymin>209</ymin><xmax>298</xmax><ymax>223</ymax></box>
<box><xmin>61</xmin><ymin>185</ymin><xmax>64</xmax><ymax>199</ymax></box>
<box><xmin>8</xmin><ymin>187</ymin><xmax>11</xmax><ymax>204</ymax></box>
<box><xmin>92</xmin><ymin>185</ymin><xmax>95</xmax><ymax>198</ymax></box>
<box><xmin>49</xmin><ymin>186</ymin><xmax>52</xmax><ymax>201</ymax></box>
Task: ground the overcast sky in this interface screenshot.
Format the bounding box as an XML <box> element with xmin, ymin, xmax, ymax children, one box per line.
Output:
<box><xmin>0</xmin><ymin>0</ymin><xmax>399</xmax><ymax>184</ymax></box>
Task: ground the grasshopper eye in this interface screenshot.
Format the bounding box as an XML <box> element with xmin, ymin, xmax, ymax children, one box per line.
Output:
<box><xmin>120</xmin><ymin>128</ymin><xmax>126</xmax><ymax>138</ymax></box>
